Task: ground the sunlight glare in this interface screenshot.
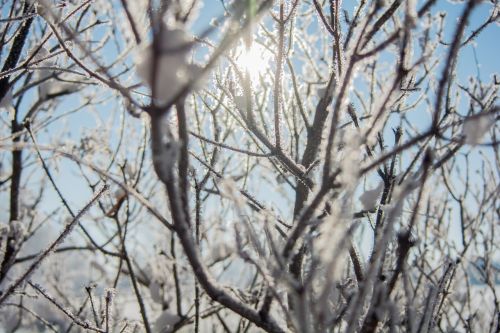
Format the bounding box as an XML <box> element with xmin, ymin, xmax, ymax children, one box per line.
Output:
<box><xmin>235</xmin><ymin>44</ymin><xmax>270</xmax><ymax>81</ymax></box>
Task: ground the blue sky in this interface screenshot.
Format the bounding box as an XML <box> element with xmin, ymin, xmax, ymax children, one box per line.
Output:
<box><xmin>1</xmin><ymin>0</ymin><xmax>498</xmax><ymax>267</ymax></box>
<box><xmin>4</xmin><ymin>0</ymin><xmax>497</xmax><ymax>219</ymax></box>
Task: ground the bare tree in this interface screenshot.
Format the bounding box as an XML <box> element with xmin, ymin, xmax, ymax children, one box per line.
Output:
<box><xmin>0</xmin><ymin>0</ymin><xmax>499</xmax><ymax>332</ymax></box>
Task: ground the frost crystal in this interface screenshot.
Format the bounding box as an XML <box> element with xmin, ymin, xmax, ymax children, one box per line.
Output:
<box><xmin>462</xmin><ymin>114</ymin><xmax>494</xmax><ymax>145</ymax></box>
<box><xmin>105</xmin><ymin>287</ymin><xmax>117</xmax><ymax>303</ymax></box>
<box><xmin>136</xmin><ymin>25</ymin><xmax>202</xmax><ymax>106</ymax></box>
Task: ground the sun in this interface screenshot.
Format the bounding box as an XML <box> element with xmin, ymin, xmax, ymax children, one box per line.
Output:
<box><xmin>235</xmin><ymin>43</ymin><xmax>270</xmax><ymax>81</ymax></box>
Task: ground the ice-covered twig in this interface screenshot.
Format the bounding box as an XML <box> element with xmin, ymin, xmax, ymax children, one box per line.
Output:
<box><xmin>27</xmin><ymin>281</ymin><xmax>106</xmax><ymax>333</ymax></box>
<box><xmin>0</xmin><ymin>184</ymin><xmax>109</xmax><ymax>306</ymax></box>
